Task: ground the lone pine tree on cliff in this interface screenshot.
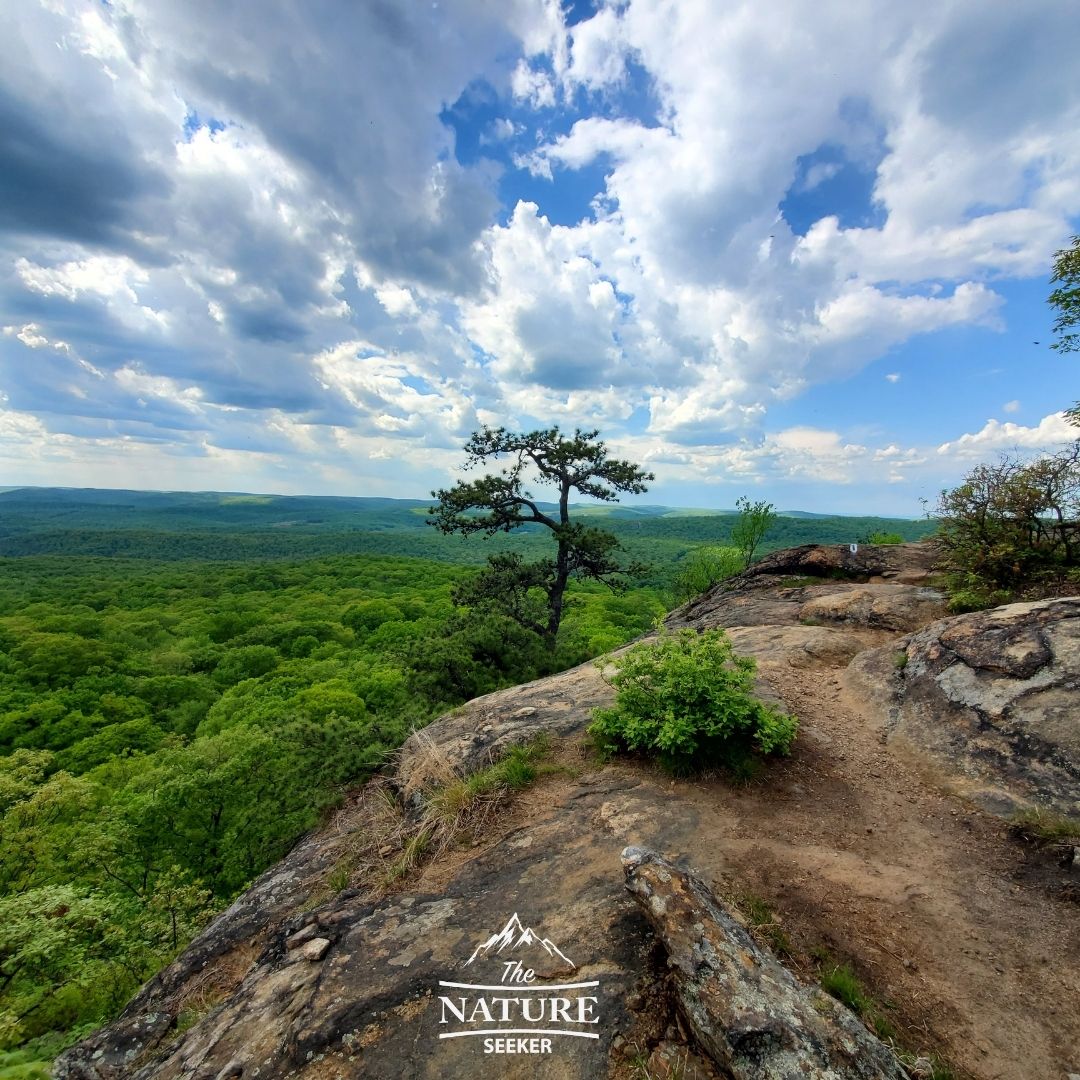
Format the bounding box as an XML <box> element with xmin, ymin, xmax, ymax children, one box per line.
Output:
<box><xmin>429</xmin><ymin>426</ymin><xmax>653</xmax><ymax>647</ymax></box>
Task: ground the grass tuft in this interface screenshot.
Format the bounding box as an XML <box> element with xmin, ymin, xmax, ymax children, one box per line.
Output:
<box><xmin>735</xmin><ymin>892</ymin><xmax>794</xmax><ymax>958</ymax></box>
<box><xmin>1011</xmin><ymin>807</ymin><xmax>1080</xmax><ymax>844</ymax></box>
<box><xmin>820</xmin><ymin>963</ymin><xmax>871</xmax><ymax>1014</ymax></box>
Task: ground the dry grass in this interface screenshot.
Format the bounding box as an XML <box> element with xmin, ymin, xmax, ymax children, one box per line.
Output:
<box><xmin>396</xmin><ymin>726</ymin><xmax>461</xmax><ymax>800</ymax></box>
<box><xmin>306</xmin><ymin>735</ymin><xmax>559</xmax><ymax>901</ymax></box>
<box><xmin>172</xmin><ymin>940</ymin><xmax>262</xmax><ymax>1033</ymax></box>
<box><xmin>1011</xmin><ymin>806</ymin><xmax>1080</xmax><ymax>844</ymax></box>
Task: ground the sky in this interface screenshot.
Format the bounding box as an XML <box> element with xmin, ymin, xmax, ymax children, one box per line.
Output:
<box><xmin>1</xmin><ymin>0</ymin><xmax>1079</xmax><ymax>515</ymax></box>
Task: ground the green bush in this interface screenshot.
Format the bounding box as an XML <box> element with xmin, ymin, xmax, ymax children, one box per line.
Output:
<box><xmin>865</xmin><ymin>531</ymin><xmax>903</xmax><ymax>545</ymax></box>
<box><xmin>671</xmin><ymin>546</ymin><xmax>743</xmax><ymax>604</ymax></box>
<box><xmin>935</xmin><ymin>443</ymin><xmax>1080</xmax><ymax>590</ymax></box>
<box><xmin>589</xmin><ymin>628</ymin><xmax>797</xmax><ymax>774</ymax></box>
<box><xmin>944</xmin><ymin>577</ymin><xmax>1011</xmax><ymax>613</ymax></box>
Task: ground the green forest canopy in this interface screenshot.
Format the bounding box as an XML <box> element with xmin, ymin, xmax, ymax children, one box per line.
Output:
<box><xmin>0</xmin><ymin>488</ymin><xmax>934</xmax><ymax>1071</ymax></box>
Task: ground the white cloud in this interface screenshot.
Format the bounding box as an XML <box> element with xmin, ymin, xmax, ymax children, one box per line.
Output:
<box><xmin>3</xmin><ymin>323</ymin><xmax>71</xmax><ymax>354</ymax></box>
<box><xmin>114</xmin><ymin>365</ymin><xmax>203</xmax><ymax>409</ymax></box>
<box><xmin>511</xmin><ymin>59</ymin><xmax>556</xmax><ymax>108</ymax></box>
<box><xmin>936</xmin><ymin>412</ymin><xmax>1077</xmax><ymax>459</ymax></box>
<box><xmin>374</xmin><ymin>285</ymin><xmax>419</xmax><ymax>319</ymax></box>
<box><xmin>799</xmin><ymin>161</ymin><xmax>842</xmax><ymax>192</ymax></box>
<box><xmin>2</xmin><ymin>0</ymin><xmax>1079</xmax><ymax>508</ymax></box>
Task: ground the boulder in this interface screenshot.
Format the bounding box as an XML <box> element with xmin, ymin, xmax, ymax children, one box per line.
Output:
<box><xmin>621</xmin><ymin>848</ymin><xmax>908</xmax><ymax>1080</ymax></box>
<box><xmin>797</xmin><ymin>584</ymin><xmax>946</xmax><ymax>634</ymax></box>
<box><xmin>844</xmin><ymin>598</ymin><xmax>1080</xmax><ymax>815</ymax></box>
<box><xmin>741</xmin><ymin>541</ymin><xmax>940</xmax><ymax>582</ymax></box>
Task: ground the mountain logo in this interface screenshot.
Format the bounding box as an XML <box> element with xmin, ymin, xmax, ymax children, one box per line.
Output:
<box><xmin>435</xmin><ymin>911</ymin><xmax>601</xmax><ymax>1054</ymax></box>
<box><xmin>464</xmin><ymin>912</ymin><xmax>575</xmax><ymax>969</ymax></box>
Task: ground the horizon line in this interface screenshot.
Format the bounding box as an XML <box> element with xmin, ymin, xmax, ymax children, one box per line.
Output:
<box><xmin>0</xmin><ymin>483</ymin><xmax>933</xmax><ymax>521</ymax></box>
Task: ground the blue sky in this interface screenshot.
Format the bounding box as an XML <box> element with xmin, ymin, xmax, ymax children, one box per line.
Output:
<box><xmin>1</xmin><ymin>0</ymin><xmax>1078</xmax><ymax>514</ymax></box>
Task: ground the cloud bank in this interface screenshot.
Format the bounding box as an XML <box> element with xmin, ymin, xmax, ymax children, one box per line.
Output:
<box><xmin>1</xmin><ymin>0</ymin><xmax>1078</xmax><ymax>511</ymax></box>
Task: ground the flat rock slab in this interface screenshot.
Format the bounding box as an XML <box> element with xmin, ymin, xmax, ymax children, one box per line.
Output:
<box><xmin>844</xmin><ymin>597</ymin><xmax>1080</xmax><ymax>815</ymax></box>
<box><xmin>57</xmin><ymin>772</ymin><xmax>682</xmax><ymax>1080</ymax></box>
<box><xmin>394</xmin><ymin>653</ymin><xmax>624</xmax><ymax>794</ymax></box>
<box><xmin>726</xmin><ymin>624</ymin><xmax>880</xmax><ymax>670</ymax></box>
<box><xmin>798</xmin><ymin>584</ymin><xmax>946</xmax><ymax>634</ymax></box>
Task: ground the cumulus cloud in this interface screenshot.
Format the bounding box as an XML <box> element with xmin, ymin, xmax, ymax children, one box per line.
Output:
<box><xmin>1</xmin><ymin>0</ymin><xmax>1078</xmax><ymax>508</ymax></box>
<box><xmin>936</xmin><ymin>412</ymin><xmax>1077</xmax><ymax>459</ymax></box>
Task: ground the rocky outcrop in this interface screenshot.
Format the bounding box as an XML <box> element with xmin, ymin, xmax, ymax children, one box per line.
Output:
<box><xmin>735</xmin><ymin>541</ymin><xmax>938</xmax><ymax>584</ymax></box>
<box><xmin>58</xmin><ymin>541</ymin><xmax>1080</xmax><ymax>1080</ymax></box>
<box><xmin>400</xmin><ymin>549</ymin><xmax>948</xmax><ymax>789</ymax></box>
<box><xmin>56</xmin><ymin>817</ymin><xmax>365</xmax><ymax>1079</ymax></box>
<box><xmin>57</xmin><ymin>768</ymin><xmax>665</xmax><ymax>1080</ymax></box>
<box><xmin>844</xmin><ymin>598</ymin><xmax>1080</xmax><ymax>815</ymax></box>
<box><xmin>667</xmin><ymin>547</ymin><xmax>947</xmax><ymax>678</ymax></box>
<box><xmin>393</xmin><ymin>657</ymin><xmax>618</xmax><ymax>795</ymax></box>
<box><xmin>622</xmin><ymin>848</ymin><xmax>908</xmax><ymax>1080</ymax></box>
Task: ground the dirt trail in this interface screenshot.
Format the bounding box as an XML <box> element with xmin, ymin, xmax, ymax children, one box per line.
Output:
<box><xmin>584</xmin><ymin>659</ymin><xmax>1080</xmax><ymax>1080</ymax></box>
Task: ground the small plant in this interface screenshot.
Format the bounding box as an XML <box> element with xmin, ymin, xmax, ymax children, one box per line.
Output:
<box><xmin>865</xmin><ymin>531</ymin><xmax>904</xmax><ymax>545</ymax></box>
<box><xmin>427</xmin><ymin>736</ymin><xmax>553</xmax><ymax>825</ymax></box>
<box><xmin>731</xmin><ymin>496</ymin><xmax>777</xmax><ymax>568</ymax></box>
<box><xmin>325</xmin><ymin>858</ymin><xmax>353</xmax><ymax>894</ymax></box>
<box><xmin>776</xmin><ymin>575</ymin><xmax>821</xmax><ymax>589</ymax></box>
<box><xmin>672</xmin><ymin>546</ymin><xmax>743</xmax><ymax>603</ymax></box>
<box><xmin>380</xmin><ymin>736</ymin><xmax>557</xmax><ymax>889</ymax></box>
<box><xmin>589</xmin><ymin>628</ymin><xmax>797</xmax><ymax>775</ymax></box>
<box><xmin>819</xmin><ymin>963</ymin><xmax>902</xmax><ymax>1049</ymax></box>
<box><xmin>821</xmin><ymin>963</ymin><xmax>871</xmax><ymax>1013</ymax></box>
<box><xmin>737</xmin><ymin>893</ymin><xmax>794</xmax><ymax>958</ymax></box>
<box><xmin>945</xmin><ymin>575</ymin><xmax>1011</xmax><ymax>613</ymax></box>
<box><xmin>893</xmin><ymin>650</ymin><xmax>909</xmax><ymax>670</ymax></box>
<box><xmin>383</xmin><ymin>827</ymin><xmax>432</xmax><ymax>884</ymax></box>
<box><xmin>896</xmin><ymin>1051</ymin><xmax>958</xmax><ymax>1080</ymax></box>
<box><xmin>1010</xmin><ymin>807</ymin><xmax>1080</xmax><ymax>844</ymax></box>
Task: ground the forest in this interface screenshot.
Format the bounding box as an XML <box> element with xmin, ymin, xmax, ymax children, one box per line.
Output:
<box><xmin>0</xmin><ymin>488</ymin><xmax>934</xmax><ymax>1073</ymax></box>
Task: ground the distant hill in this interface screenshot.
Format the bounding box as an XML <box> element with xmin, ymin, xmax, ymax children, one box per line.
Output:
<box><xmin>0</xmin><ymin>486</ymin><xmax>936</xmax><ymax>563</ymax></box>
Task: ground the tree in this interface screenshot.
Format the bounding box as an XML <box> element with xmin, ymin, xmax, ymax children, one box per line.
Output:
<box><xmin>672</xmin><ymin>546</ymin><xmax>743</xmax><ymax>604</ymax></box>
<box><xmin>935</xmin><ymin>443</ymin><xmax>1080</xmax><ymax>593</ymax></box>
<box><xmin>429</xmin><ymin>427</ymin><xmax>653</xmax><ymax>646</ymax></box>
<box><xmin>1050</xmin><ymin>235</ymin><xmax>1080</xmax><ymax>356</ymax></box>
<box><xmin>730</xmin><ymin>496</ymin><xmax>777</xmax><ymax>568</ymax></box>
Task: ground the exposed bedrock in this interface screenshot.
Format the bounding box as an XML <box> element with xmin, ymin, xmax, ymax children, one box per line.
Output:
<box><xmin>844</xmin><ymin>597</ymin><xmax>1080</xmax><ymax>815</ymax></box>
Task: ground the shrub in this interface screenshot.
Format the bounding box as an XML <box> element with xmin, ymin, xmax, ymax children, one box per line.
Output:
<box><xmin>944</xmin><ymin>580</ymin><xmax>1011</xmax><ymax>614</ymax></box>
<box><xmin>865</xmin><ymin>531</ymin><xmax>904</xmax><ymax>545</ymax></box>
<box><xmin>935</xmin><ymin>442</ymin><xmax>1080</xmax><ymax>590</ymax></box>
<box><xmin>672</xmin><ymin>546</ymin><xmax>743</xmax><ymax>604</ymax></box>
<box><xmin>589</xmin><ymin>628</ymin><xmax>797</xmax><ymax>774</ymax></box>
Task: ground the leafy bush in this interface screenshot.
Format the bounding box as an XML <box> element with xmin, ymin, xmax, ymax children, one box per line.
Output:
<box><xmin>589</xmin><ymin>628</ymin><xmax>797</xmax><ymax>774</ymax></box>
<box><xmin>672</xmin><ymin>546</ymin><xmax>743</xmax><ymax>604</ymax></box>
<box><xmin>944</xmin><ymin>580</ymin><xmax>1011</xmax><ymax>614</ymax></box>
<box><xmin>865</xmin><ymin>531</ymin><xmax>903</xmax><ymax>545</ymax></box>
<box><xmin>935</xmin><ymin>443</ymin><xmax>1080</xmax><ymax>590</ymax></box>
